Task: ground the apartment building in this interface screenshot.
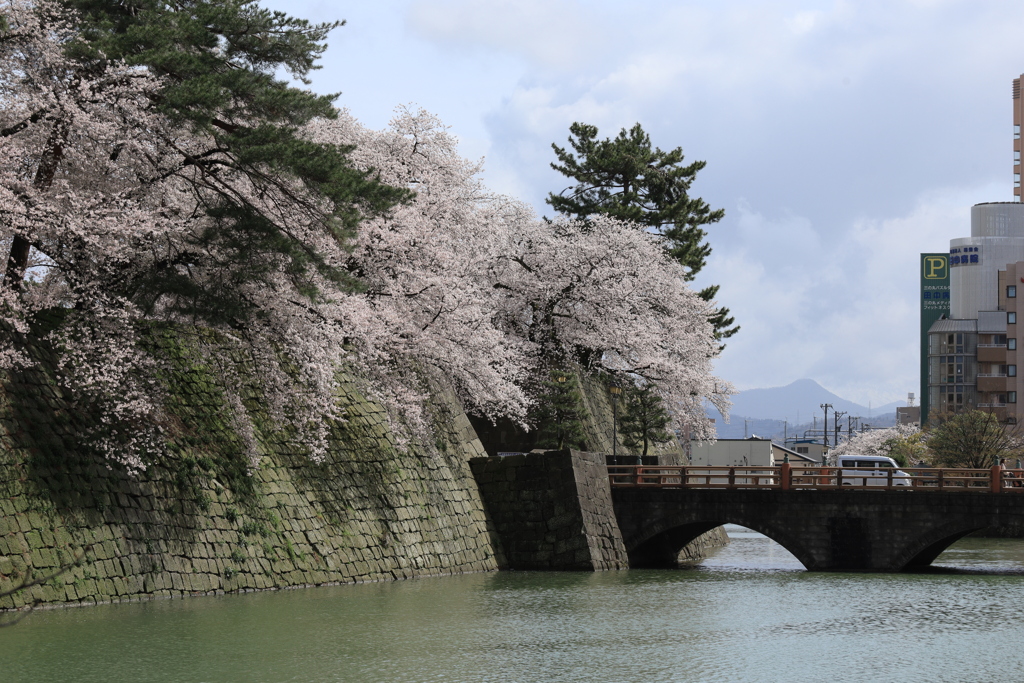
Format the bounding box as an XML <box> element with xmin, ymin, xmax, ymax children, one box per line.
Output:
<box><xmin>923</xmin><ymin>75</ymin><xmax>1024</xmax><ymax>424</ymax></box>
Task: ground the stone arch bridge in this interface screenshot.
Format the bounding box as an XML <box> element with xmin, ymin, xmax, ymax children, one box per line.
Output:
<box><xmin>613</xmin><ymin>487</ymin><xmax>1024</xmax><ymax>572</ymax></box>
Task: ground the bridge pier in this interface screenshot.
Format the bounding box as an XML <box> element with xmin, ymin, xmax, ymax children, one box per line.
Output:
<box><xmin>470</xmin><ymin>450</ymin><xmax>630</xmax><ymax>571</ymax></box>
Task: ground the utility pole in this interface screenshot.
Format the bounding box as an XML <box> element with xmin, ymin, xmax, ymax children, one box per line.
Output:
<box><xmin>820</xmin><ymin>404</ymin><xmax>832</xmax><ymax>453</ymax></box>
<box><xmin>834</xmin><ymin>410</ymin><xmax>847</xmax><ymax>448</ymax></box>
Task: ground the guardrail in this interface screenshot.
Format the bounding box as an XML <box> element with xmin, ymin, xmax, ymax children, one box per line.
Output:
<box><xmin>607</xmin><ymin>464</ymin><xmax>1024</xmax><ymax>493</ymax></box>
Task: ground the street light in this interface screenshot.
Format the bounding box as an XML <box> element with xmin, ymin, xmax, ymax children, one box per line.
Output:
<box><xmin>609</xmin><ymin>384</ymin><xmax>622</xmax><ymax>461</ymax></box>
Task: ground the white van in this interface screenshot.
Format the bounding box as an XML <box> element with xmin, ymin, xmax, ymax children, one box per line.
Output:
<box><xmin>836</xmin><ymin>455</ymin><xmax>911</xmax><ymax>487</ymax></box>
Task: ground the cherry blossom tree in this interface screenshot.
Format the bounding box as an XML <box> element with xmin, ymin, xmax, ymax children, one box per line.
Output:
<box><xmin>1</xmin><ymin>0</ymin><xmax>730</xmax><ymax>471</ymax></box>
<box><xmin>312</xmin><ymin>107</ymin><xmax>732</xmax><ymax>441</ymax></box>
<box><xmin>828</xmin><ymin>424</ymin><xmax>926</xmax><ymax>466</ymax></box>
<box><xmin>0</xmin><ymin>0</ymin><xmax>405</xmax><ymax>470</ymax></box>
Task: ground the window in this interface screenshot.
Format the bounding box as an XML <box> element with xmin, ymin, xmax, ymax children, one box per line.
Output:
<box><xmin>1011</xmin><ymin>312</ymin><xmax>1018</xmax><ymax>325</ymax></box>
<box><xmin>1010</xmin><ymin>285</ymin><xmax>1018</xmax><ymax>298</ymax></box>
<box><xmin>1011</xmin><ymin>338</ymin><xmax>1018</xmax><ymax>350</ymax></box>
<box><xmin>1016</xmin><ymin>124</ymin><xmax>1021</xmax><ymax>140</ymax></box>
<box><xmin>1017</xmin><ymin>150</ymin><xmax>1021</xmax><ymax>163</ymax></box>
<box><xmin>1010</xmin><ymin>392</ymin><xmax>1018</xmax><ymax>404</ymax></box>
<box><xmin>1010</xmin><ymin>365</ymin><xmax>1018</xmax><ymax>377</ymax></box>
<box><xmin>796</xmin><ymin>446</ymin><xmax>808</xmax><ymax>454</ymax></box>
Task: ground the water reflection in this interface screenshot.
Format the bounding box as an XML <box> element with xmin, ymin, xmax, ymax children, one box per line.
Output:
<box><xmin>699</xmin><ymin>524</ymin><xmax>806</xmax><ymax>572</ymax></box>
<box><xmin>3</xmin><ymin>529</ymin><xmax>1024</xmax><ymax>682</ymax></box>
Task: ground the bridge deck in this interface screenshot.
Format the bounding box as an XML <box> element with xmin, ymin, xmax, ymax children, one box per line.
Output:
<box><xmin>608</xmin><ymin>464</ymin><xmax>1024</xmax><ymax>493</ymax></box>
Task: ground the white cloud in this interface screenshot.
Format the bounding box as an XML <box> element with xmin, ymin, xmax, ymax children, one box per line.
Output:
<box><xmin>259</xmin><ymin>0</ymin><xmax>1024</xmax><ymax>405</ymax></box>
<box><xmin>407</xmin><ymin>0</ymin><xmax>612</xmax><ymax>71</ymax></box>
<box><xmin>707</xmin><ymin>182</ymin><xmax>1000</xmax><ymax>404</ymax></box>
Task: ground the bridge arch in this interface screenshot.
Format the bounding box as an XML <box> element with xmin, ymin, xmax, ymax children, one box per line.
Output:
<box><xmin>892</xmin><ymin>521</ymin><xmax>989</xmax><ymax>570</ymax></box>
<box><xmin>623</xmin><ymin>514</ymin><xmax>815</xmax><ymax>571</ymax></box>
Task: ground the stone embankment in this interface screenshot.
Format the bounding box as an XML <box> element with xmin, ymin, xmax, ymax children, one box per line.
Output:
<box><xmin>0</xmin><ymin>328</ymin><xmax>499</xmax><ymax>610</ymax></box>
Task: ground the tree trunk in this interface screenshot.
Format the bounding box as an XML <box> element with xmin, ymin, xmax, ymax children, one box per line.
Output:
<box><xmin>3</xmin><ymin>115</ymin><xmax>69</xmax><ymax>291</ymax></box>
<box><xmin>2</xmin><ymin>236</ymin><xmax>31</xmax><ymax>292</ymax></box>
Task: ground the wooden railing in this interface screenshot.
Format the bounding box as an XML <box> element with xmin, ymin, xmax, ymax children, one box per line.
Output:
<box><xmin>608</xmin><ymin>464</ymin><xmax>1024</xmax><ymax>493</ymax></box>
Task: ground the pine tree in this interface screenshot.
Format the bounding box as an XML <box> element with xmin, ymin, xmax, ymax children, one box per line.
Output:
<box><xmin>532</xmin><ymin>369</ymin><xmax>588</xmax><ymax>451</ymax></box>
<box><xmin>547</xmin><ymin>122</ymin><xmax>737</xmax><ymax>344</ymax></box>
<box><xmin>619</xmin><ymin>384</ymin><xmax>673</xmax><ymax>459</ymax></box>
<box><xmin>5</xmin><ymin>0</ymin><xmax>410</xmax><ymax>321</ymax></box>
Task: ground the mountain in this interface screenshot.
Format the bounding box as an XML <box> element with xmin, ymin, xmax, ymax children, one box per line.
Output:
<box><xmin>713</xmin><ymin>379</ymin><xmax>904</xmax><ymax>423</ymax></box>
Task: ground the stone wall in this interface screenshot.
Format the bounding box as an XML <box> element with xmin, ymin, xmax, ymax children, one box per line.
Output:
<box><xmin>0</xmin><ymin>327</ymin><xmax>500</xmax><ymax>610</ymax></box>
<box><xmin>677</xmin><ymin>526</ymin><xmax>730</xmax><ymax>566</ymax></box>
<box><xmin>469</xmin><ymin>450</ymin><xmax>628</xmax><ymax>571</ymax></box>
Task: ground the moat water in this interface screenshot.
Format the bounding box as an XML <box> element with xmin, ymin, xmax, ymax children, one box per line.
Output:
<box><xmin>4</xmin><ymin>526</ymin><xmax>1024</xmax><ymax>682</ymax></box>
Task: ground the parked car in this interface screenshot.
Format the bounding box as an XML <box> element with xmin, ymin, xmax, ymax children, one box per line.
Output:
<box><xmin>836</xmin><ymin>455</ymin><xmax>911</xmax><ymax>487</ymax></box>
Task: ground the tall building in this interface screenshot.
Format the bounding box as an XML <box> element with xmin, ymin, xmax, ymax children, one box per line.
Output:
<box><xmin>1015</xmin><ymin>74</ymin><xmax>1022</xmax><ymax>201</ymax></box>
<box><xmin>923</xmin><ymin>75</ymin><xmax>1024</xmax><ymax>424</ymax></box>
<box><xmin>919</xmin><ymin>253</ymin><xmax>949</xmax><ymax>423</ymax></box>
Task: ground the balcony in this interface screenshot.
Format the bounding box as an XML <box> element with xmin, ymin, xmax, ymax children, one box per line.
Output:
<box><xmin>978</xmin><ymin>346</ymin><xmax>1008</xmax><ymax>363</ymax></box>
<box><xmin>978</xmin><ymin>375</ymin><xmax>1009</xmax><ymax>392</ymax></box>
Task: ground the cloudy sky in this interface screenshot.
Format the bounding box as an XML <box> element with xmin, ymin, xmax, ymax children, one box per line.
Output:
<box><xmin>264</xmin><ymin>0</ymin><xmax>1022</xmax><ymax>405</ymax></box>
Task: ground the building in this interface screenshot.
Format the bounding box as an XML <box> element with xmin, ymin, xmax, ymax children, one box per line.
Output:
<box><xmin>690</xmin><ymin>437</ymin><xmax>820</xmax><ymax>467</ymax></box>
<box><xmin>923</xmin><ymin>75</ymin><xmax>1024</xmax><ymax>424</ymax></box>
<box><xmin>785</xmin><ymin>438</ymin><xmax>827</xmax><ymax>462</ymax></box>
<box><xmin>920</xmin><ymin>252</ymin><xmax>950</xmax><ymax>422</ymax></box>
<box><xmin>896</xmin><ymin>406</ymin><xmax>921</xmax><ymax>425</ymax></box>
<box><xmin>925</xmin><ymin>211</ymin><xmax>1024</xmax><ymax>423</ymax></box>
<box><xmin>1015</xmin><ymin>74</ymin><xmax>1022</xmax><ymax>201</ymax></box>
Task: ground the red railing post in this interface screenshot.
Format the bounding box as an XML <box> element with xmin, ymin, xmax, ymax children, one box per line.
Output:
<box><xmin>992</xmin><ymin>464</ymin><xmax>1003</xmax><ymax>493</ymax></box>
<box><xmin>780</xmin><ymin>463</ymin><xmax>791</xmax><ymax>490</ymax></box>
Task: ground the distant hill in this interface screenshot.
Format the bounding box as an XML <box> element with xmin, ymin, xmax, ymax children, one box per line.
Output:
<box><xmin>714</xmin><ymin>379</ymin><xmax>903</xmax><ymax>422</ymax></box>
<box><xmin>706</xmin><ymin>379</ymin><xmax>903</xmax><ymax>441</ymax></box>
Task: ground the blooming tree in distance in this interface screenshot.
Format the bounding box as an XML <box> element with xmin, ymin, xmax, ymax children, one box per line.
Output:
<box><xmin>828</xmin><ymin>424</ymin><xmax>926</xmax><ymax>466</ymax></box>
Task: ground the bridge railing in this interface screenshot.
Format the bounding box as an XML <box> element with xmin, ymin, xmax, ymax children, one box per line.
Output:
<box><xmin>608</xmin><ymin>466</ymin><xmax>782</xmax><ymax>489</ymax></box>
<box><xmin>608</xmin><ymin>465</ymin><xmax>1024</xmax><ymax>493</ymax></box>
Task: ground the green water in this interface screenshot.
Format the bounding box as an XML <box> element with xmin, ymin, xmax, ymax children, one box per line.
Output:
<box><xmin>3</xmin><ymin>527</ymin><xmax>1024</xmax><ymax>683</ymax></box>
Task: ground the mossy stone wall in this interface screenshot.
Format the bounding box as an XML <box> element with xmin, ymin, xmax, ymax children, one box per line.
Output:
<box><xmin>0</xmin><ymin>328</ymin><xmax>500</xmax><ymax>610</ymax></box>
